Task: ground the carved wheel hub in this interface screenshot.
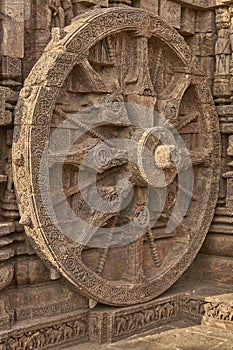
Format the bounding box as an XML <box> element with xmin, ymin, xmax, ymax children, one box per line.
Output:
<box><xmin>13</xmin><ymin>8</ymin><xmax>220</xmax><ymax>306</ymax></box>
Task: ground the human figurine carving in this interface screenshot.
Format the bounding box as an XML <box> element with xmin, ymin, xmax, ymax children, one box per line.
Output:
<box><xmin>61</xmin><ymin>0</ymin><xmax>74</xmax><ymax>25</ymax></box>
<box><xmin>48</xmin><ymin>0</ymin><xmax>65</xmax><ymax>27</ymax></box>
<box><xmin>215</xmin><ymin>28</ymin><xmax>231</xmax><ymax>75</ymax></box>
<box><xmin>214</xmin><ymin>6</ymin><xmax>232</xmax><ymax>99</ymax></box>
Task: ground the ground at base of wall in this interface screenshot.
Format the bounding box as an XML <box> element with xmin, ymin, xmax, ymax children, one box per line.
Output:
<box><xmin>65</xmin><ymin>322</ymin><xmax>233</xmax><ymax>350</ymax></box>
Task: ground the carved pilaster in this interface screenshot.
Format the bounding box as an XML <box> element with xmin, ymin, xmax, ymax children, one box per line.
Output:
<box><xmin>209</xmin><ymin>105</ymin><xmax>233</xmax><ymax>237</ymax></box>
<box><xmin>0</xmin><ymin>222</ymin><xmax>15</xmax><ymax>294</ymax></box>
<box><xmin>222</xmin><ymin>135</ymin><xmax>233</xmax><ymax>209</ymax></box>
<box><xmin>1</xmin><ymin>130</ymin><xmax>19</xmax><ymax>221</ymax></box>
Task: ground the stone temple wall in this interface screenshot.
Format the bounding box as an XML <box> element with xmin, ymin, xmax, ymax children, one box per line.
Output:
<box><xmin>0</xmin><ymin>0</ymin><xmax>233</xmax><ymax>349</ymax></box>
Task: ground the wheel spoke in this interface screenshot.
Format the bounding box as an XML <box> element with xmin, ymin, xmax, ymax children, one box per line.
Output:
<box><xmin>147</xmin><ymin>229</ymin><xmax>161</xmax><ymax>267</ymax></box>
<box><xmin>156</xmin><ymin>74</ymin><xmax>191</xmax><ymax>123</ymax></box>
<box><xmin>177</xmin><ymin>112</ymin><xmax>200</xmax><ymax>131</ymax></box>
<box><xmin>96</xmin><ymin>216</ymin><xmax>118</xmax><ymax>276</ymax></box>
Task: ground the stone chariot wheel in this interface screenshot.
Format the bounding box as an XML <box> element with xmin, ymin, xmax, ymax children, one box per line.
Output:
<box><xmin>13</xmin><ymin>7</ymin><xmax>220</xmax><ymax>306</ymax></box>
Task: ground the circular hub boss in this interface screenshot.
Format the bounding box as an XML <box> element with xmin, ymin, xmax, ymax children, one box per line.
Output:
<box><xmin>13</xmin><ymin>8</ymin><xmax>221</xmax><ymax>306</ymax></box>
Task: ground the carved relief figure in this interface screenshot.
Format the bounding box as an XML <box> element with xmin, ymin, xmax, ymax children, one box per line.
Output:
<box><xmin>1</xmin><ymin>130</ymin><xmax>19</xmax><ymax>220</ymax></box>
<box><xmin>115</xmin><ymin>316</ymin><xmax>127</xmax><ymax>334</ymax></box>
<box><xmin>215</xmin><ymin>28</ymin><xmax>231</xmax><ymax>75</ymax></box>
<box><xmin>48</xmin><ymin>0</ymin><xmax>74</xmax><ymax>28</ymax></box>
<box><xmin>214</xmin><ymin>6</ymin><xmax>231</xmax><ymax>98</ymax></box>
<box><xmin>228</xmin><ymin>6</ymin><xmax>233</xmax><ymax>94</ymax></box>
<box><xmin>1</xmin><ymin>318</ymin><xmax>87</xmax><ymax>349</ymax></box>
<box><xmin>145</xmin><ymin>309</ymin><xmax>155</xmax><ymax>324</ymax></box>
<box><xmin>113</xmin><ymin>301</ymin><xmax>177</xmax><ymax>336</ymax></box>
<box><xmin>61</xmin><ymin>0</ymin><xmax>74</xmax><ymax>25</ymax></box>
<box><xmin>48</xmin><ymin>0</ymin><xmax>65</xmax><ymax>27</ymax></box>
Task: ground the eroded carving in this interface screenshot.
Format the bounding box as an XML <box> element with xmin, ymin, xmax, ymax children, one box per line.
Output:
<box><xmin>204</xmin><ymin>302</ymin><xmax>233</xmax><ymax>322</ymax></box>
<box><xmin>0</xmin><ymin>87</ymin><xmax>11</xmax><ymax>125</ymax></box>
<box><xmin>0</xmin><ymin>313</ymin><xmax>88</xmax><ymax>349</ymax></box>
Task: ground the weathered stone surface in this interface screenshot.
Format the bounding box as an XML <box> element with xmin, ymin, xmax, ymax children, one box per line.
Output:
<box><xmin>0</xmin><ymin>222</ymin><xmax>15</xmax><ymax>237</ymax></box>
<box><xmin>201</xmin><ymin>233</ymin><xmax>233</xmax><ymax>257</ymax></box>
<box><xmin>0</xmin><ymin>310</ymin><xmax>89</xmax><ymax>349</ymax></box>
<box><xmin>0</xmin><ymin>0</ymin><xmax>24</xmax><ymax>58</ymax></box>
<box><xmin>197</xmin><ymin>56</ymin><xmax>215</xmax><ymax>79</ymax></box>
<box><xmin>14</xmin><ymin>257</ymin><xmax>51</xmax><ymax>285</ymax></box>
<box><xmin>15</xmin><ymin>238</ymin><xmax>35</xmax><ymax>256</ymax></box>
<box><xmin>0</xmin><ymin>87</ymin><xmax>11</xmax><ymax>125</ymax></box>
<box><xmin>186</xmin><ymin>32</ymin><xmax>216</xmax><ymax>56</ymax></box>
<box><xmin>160</xmin><ymin>0</ymin><xmax>181</xmax><ymax>29</ymax></box>
<box><xmin>65</xmin><ymin>325</ymin><xmax>233</xmax><ymax>350</ymax></box>
<box><xmin>174</xmin><ymin>0</ymin><xmax>215</xmax><ymax>9</ymax></box>
<box><xmin>7</xmin><ymin>281</ymin><xmax>89</xmax><ymax>320</ymax></box>
<box><xmin>0</xmin><ymin>57</ymin><xmax>22</xmax><ymax>80</ymax></box>
<box><xmin>203</xmin><ymin>293</ymin><xmax>233</xmax><ymax>331</ymax></box>
<box><xmin>180</xmin><ymin>7</ymin><xmax>195</xmax><ymax>36</ymax></box>
<box><xmin>195</xmin><ymin>10</ymin><xmax>216</xmax><ymax>33</ymax></box>
<box><xmin>139</xmin><ymin>0</ymin><xmax>159</xmax><ymax>15</ymax></box>
<box><xmin>0</xmin><ymin>264</ymin><xmax>13</xmax><ymax>291</ymax></box>
<box><xmin>183</xmin><ymin>254</ymin><xmax>233</xmax><ymax>284</ymax></box>
<box><xmin>0</xmin><ymin>246</ymin><xmax>15</xmax><ymax>261</ymax></box>
<box><xmin>34</xmin><ymin>0</ymin><xmax>51</xmax><ymax>30</ymax></box>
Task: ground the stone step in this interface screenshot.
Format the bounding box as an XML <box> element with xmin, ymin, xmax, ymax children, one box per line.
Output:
<box><xmin>64</xmin><ymin>324</ymin><xmax>233</xmax><ymax>350</ymax></box>
<box><xmin>0</xmin><ymin>222</ymin><xmax>15</xmax><ymax>237</ymax></box>
<box><xmin>201</xmin><ymin>234</ymin><xmax>233</xmax><ymax>258</ymax></box>
<box><xmin>209</xmin><ymin>224</ymin><xmax>233</xmax><ymax>234</ymax></box>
